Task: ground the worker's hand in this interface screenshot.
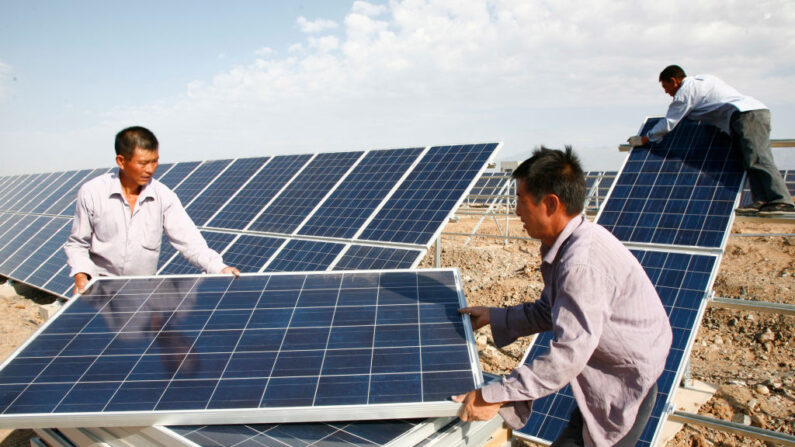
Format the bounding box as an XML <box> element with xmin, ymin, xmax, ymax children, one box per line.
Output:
<box><xmin>73</xmin><ymin>273</ymin><xmax>90</xmax><ymax>296</ymax></box>
<box><xmin>627</xmin><ymin>135</ymin><xmax>649</xmax><ymax>147</ymax></box>
<box><xmin>221</xmin><ymin>266</ymin><xmax>241</xmax><ymax>277</ymax></box>
<box><xmin>458</xmin><ymin>306</ymin><xmax>491</xmax><ymax>330</ymax></box>
<box><xmin>451</xmin><ymin>389</ymin><xmax>504</xmax><ymax>422</ymax></box>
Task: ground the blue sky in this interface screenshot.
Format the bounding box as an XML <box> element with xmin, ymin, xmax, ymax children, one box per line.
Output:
<box><xmin>2</xmin><ymin>0</ymin><xmax>794</xmax><ymax>175</ymax></box>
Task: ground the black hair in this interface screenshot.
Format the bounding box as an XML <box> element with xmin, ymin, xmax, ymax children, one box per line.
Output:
<box><xmin>659</xmin><ymin>65</ymin><xmax>686</xmax><ymax>82</ymax></box>
<box><xmin>512</xmin><ymin>146</ymin><xmax>586</xmax><ymax>215</ymax></box>
<box><xmin>115</xmin><ymin>126</ymin><xmax>158</xmax><ymax>159</ymax></box>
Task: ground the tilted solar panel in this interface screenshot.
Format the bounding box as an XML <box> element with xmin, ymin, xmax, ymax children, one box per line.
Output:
<box><xmin>516</xmin><ymin>249</ymin><xmax>717</xmax><ymax>446</ymax></box>
<box><xmin>54</xmin><ymin>168</ymin><xmax>111</xmax><ymax>217</ymax></box>
<box><xmin>0</xmin><ymin>218</ymin><xmax>67</xmax><ymax>275</ymax></box>
<box><xmin>207</xmin><ymin>154</ymin><xmax>313</xmax><ymax>231</ymax></box>
<box><xmin>359</xmin><ymin>144</ymin><xmax>499</xmax><ymax>245</ymax></box>
<box><xmin>16</xmin><ymin>171</ymin><xmax>73</xmax><ymax>214</ymax></box>
<box><xmin>172</xmin><ymin>160</ymin><xmax>232</xmax><ymax>207</ymax></box>
<box><xmin>156</xmin><ymin>162</ymin><xmax>200</xmax><ymax>190</ymax></box>
<box><xmin>0</xmin><ymin>215</ymin><xmax>45</xmax><ymax>259</ymax></box>
<box><xmin>333</xmin><ymin>245</ymin><xmax>424</xmax><ymax>271</ymax></box>
<box><xmin>264</xmin><ymin>240</ymin><xmax>346</xmax><ymax>272</ymax></box>
<box><xmin>0</xmin><ymin>174</ymin><xmax>36</xmax><ymax>211</ymax></box>
<box><xmin>0</xmin><ymin>269</ymin><xmax>481</xmax><ymax>428</ymax></box>
<box><xmin>298</xmin><ymin>148</ymin><xmax>425</xmax><ymax>239</ymax></box>
<box><xmin>597</xmin><ymin>119</ymin><xmax>743</xmax><ymax>248</ymax></box>
<box><xmin>184</xmin><ymin>157</ymin><xmax>269</xmax><ymax>226</ymax></box>
<box><xmin>248</xmin><ymin>152</ymin><xmax>364</xmax><ymax>234</ymax></box>
<box><xmin>159</xmin><ymin>231</ymin><xmax>238</xmax><ymax>275</ymax></box>
<box><xmin>12</xmin><ymin>220</ymin><xmax>71</xmax><ymax>283</ymax></box>
<box><xmin>220</xmin><ymin>234</ymin><xmax>286</xmax><ymax>273</ymax></box>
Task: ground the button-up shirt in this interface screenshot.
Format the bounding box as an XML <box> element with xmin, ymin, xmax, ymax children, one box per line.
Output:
<box><xmin>646</xmin><ymin>74</ymin><xmax>766</xmax><ymax>142</ymax></box>
<box><xmin>65</xmin><ymin>171</ymin><xmax>226</xmax><ymax>279</ymax></box>
<box><xmin>481</xmin><ymin>215</ymin><xmax>672</xmax><ymax>447</ymax></box>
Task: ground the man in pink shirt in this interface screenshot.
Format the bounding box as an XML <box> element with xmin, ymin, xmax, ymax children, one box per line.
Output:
<box><xmin>65</xmin><ymin>126</ymin><xmax>239</xmax><ymax>295</ymax></box>
<box><xmin>455</xmin><ymin>147</ymin><xmax>672</xmax><ymax>446</ymax></box>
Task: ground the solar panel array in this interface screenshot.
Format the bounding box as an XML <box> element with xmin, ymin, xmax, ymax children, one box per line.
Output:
<box><xmin>0</xmin><ymin>269</ymin><xmax>482</xmax><ymax>428</ymax></box>
<box><xmin>516</xmin><ymin>119</ymin><xmax>744</xmax><ymax>446</ymax></box>
<box><xmin>0</xmin><ymin>143</ymin><xmax>500</xmax><ymax>298</ymax></box>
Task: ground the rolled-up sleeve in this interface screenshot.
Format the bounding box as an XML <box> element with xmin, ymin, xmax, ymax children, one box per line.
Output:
<box><xmin>481</xmin><ymin>263</ymin><xmax>609</xmax><ymax>404</ymax></box>
<box><xmin>64</xmin><ymin>186</ymin><xmax>98</xmax><ymax>279</ymax></box>
<box><xmin>162</xmin><ymin>194</ymin><xmax>226</xmax><ymax>274</ymax></box>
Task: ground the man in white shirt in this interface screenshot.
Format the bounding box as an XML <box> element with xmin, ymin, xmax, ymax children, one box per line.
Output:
<box><xmin>628</xmin><ymin>65</ymin><xmax>794</xmax><ymax>216</ymax></box>
<box><xmin>65</xmin><ymin>126</ymin><xmax>239</xmax><ymax>295</ymax></box>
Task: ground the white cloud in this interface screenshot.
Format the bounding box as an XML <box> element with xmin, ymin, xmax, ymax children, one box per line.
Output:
<box><xmin>254</xmin><ymin>46</ymin><xmax>276</xmax><ymax>57</ymax></box>
<box><xmin>351</xmin><ymin>1</ymin><xmax>388</xmax><ymax>16</ymax></box>
<box><xmin>296</xmin><ymin>16</ymin><xmax>339</xmax><ymax>33</ymax></box>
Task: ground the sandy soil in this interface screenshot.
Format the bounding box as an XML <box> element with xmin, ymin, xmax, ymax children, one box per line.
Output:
<box><xmin>0</xmin><ymin>214</ymin><xmax>792</xmax><ymax>446</ymax></box>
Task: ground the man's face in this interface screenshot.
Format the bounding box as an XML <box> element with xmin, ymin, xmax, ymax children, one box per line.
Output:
<box><xmin>515</xmin><ymin>179</ymin><xmax>548</xmax><ymax>240</ymax></box>
<box><xmin>117</xmin><ymin>147</ymin><xmax>158</xmax><ymax>187</ymax></box>
<box><xmin>660</xmin><ymin>78</ymin><xmax>681</xmax><ymax>97</ymax></box>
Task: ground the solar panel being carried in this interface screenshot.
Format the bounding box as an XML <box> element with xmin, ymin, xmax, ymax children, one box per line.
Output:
<box><xmin>0</xmin><ymin>269</ymin><xmax>482</xmax><ymax>428</ymax></box>
<box><xmin>515</xmin><ymin>118</ymin><xmax>744</xmax><ymax>447</ymax></box>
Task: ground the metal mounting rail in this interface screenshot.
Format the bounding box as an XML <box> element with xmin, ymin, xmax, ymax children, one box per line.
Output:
<box><xmin>668</xmin><ymin>411</ymin><xmax>795</xmax><ymax>446</ymax></box>
<box><xmin>708</xmin><ymin>296</ymin><xmax>795</xmax><ymax>316</ymax></box>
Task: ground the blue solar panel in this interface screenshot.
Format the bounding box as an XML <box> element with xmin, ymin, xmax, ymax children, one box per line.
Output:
<box><xmin>248</xmin><ymin>152</ymin><xmax>363</xmax><ymax>234</ymax></box>
<box><xmin>597</xmin><ymin>119</ymin><xmax>743</xmax><ymax>248</ymax></box>
<box><xmin>298</xmin><ymin>148</ymin><xmax>424</xmax><ymax>239</ymax></box>
<box><xmin>517</xmin><ymin>249</ymin><xmax>717</xmax><ymax>446</ymax></box>
<box><xmin>0</xmin><ymin>218</ymin><xmax>67</xmax><ymax>276</ymax></box>
<box><xmin>359</xmin><ymin>144</ymin><xmax>499</xmax><ymax>245</ymax></box>
<box><xmin>206</xmin><ymin>155</ymin><xmax>312</xmax><ymax>230</ymax></box>
<box><xmin>16</xmin><ymin>172</ymin><xmax>73</xmax><ymax>214</ymax></box>
<box><xmin>13</xmin><ymin>221</ymin><xmax>71</xmax><ymax>284</ymax></box>
<box><xmin>172</xmin><ymin>160</ymin><xmax>232</xmax><ymax>207</ymax></box>
<box><xmin>0</xmin><ymin>174</ymin><xmax>35</xmax><ymax>211</ymax></box>
<box><xmin>334</xmin><ymin>245</ymin><xmax>423</xmax><ymax>271</ymax></box>
<box><xmin>0</xmin><ymin>269</ymin><xmax>480</xmax><ymax>428</ymax></box>
<box><xmin>4</xmin><ymin>173</ymin><xmax>53</xmax><ymax>212</ymax></box>
<box><xmin>264</xmin><ymin>240</ymin><xmax>346</xmax><ymax>272</ymax></box>
<box><xmin>152</xmin><ymin>163</ymin><xmax>173</xmax><ymax>180</ymax></box>
<box><xmin>0</xmin><ymin>214</ymin><xmax>22</xmax><ymax>241</ymax></box>
<box><xmin>24</xmin><ymin>233</ymin><xmax>73</xmax><ymax>297</ymax></box>
<box><xmin>468</xmin><ymin>172</ymin><xmax>508</xmax><ymax>205</ymax></box>
<box><xmin>184</xmin><ymin>157</ymin><xmax>269</xmax><ymax>226</ymax></box>
<box><xmin>156</xmin><ymin>162</ymin><xmax>200</xmax><ymax>190</ymax></box>
<box><xmin>29</xmin><ymin>171</ymin><xmax>83</xmax><ymax>214</ymax></box>
<box><xmin>53</xmin><ymin>168</ymin><xmax>111</xmax><ymax>217</ymax></box>
<box><xmin>0</xmin><ymin>215</ymin><xmax>45</xmax><ymax>260</ymax></box>
<box><xmin>221</xmin><ymin>234</ymin><xmax>286</xmax><ymax>273</ymax></box>
<box><xmin>159</xmin><ymin>231</ymin><xmax>237</xmax><ymax>275</ymax></box>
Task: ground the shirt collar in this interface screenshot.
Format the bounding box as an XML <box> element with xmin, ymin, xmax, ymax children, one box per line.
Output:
<box><xmin>540</xmin><ymin>214</ymin><xmax>585</xmax><ymax>265</ymax></box>
<box><xmin>108</xmin><ymin>169</ymin><xmax>156</xmax><ymax>202</ymax></box>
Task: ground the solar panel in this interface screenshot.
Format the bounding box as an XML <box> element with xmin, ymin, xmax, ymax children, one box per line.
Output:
<box><xmin>264</xmin><ymin>240</ymin><xmax>346</xmax><ymax>272</ymax></box>
<box><xmin>159</xmin><ymin>231</ymin><xmax>237</xmax><ymax>275</ymax></box>
<box><xmin>248</xmin><ymin>152</ymin><xmax>364</xmax><ymax>234</ymax></box>
<box><xmin>53</xmin><ymin>168</ymin><xmax>111</xmax><ymax>217</ymax></box>
<box><xmin>157</xmin><ymin>162</ymin><xmax>200</xmax><ymax>190</ymax></box>
<box><xmin>29</xmin><ymin>171</ymin><xmax>81</xmax><ymax>214</ymax></box>
<box><xmin>298</xmin><ymin>148</ymin><xmax>425</xmax><ymax>239</ymax></box>
<box><xmin>172</xmin><ymin>160</ymin><xmax>232</xmax><ymax>207</ymax></box>
<box><xmin>12</xmin><ymin>221</ymin><xmax>72</xmax><ymax>284</ymax></box>
<box><xmin>3</xmin><ymin>173</ymin><xmax>51</xmax><ymax>212</ymax></box>
<box><xmin>359</xmin><ymin>144</ymin><xmax>499</xmax><ymax>245</ymax></box>
<box><xmin>184</xmin><ymin>157</ymin><xmax>269</xmax><ymax>226</ymax></box>
<box><xmin>16</xmin><ymin>171</ymin><xmax>73</xmax><ymax>214</ymax></box>
<box><xmin>0</xmin><ymin>215</ymin><xmax>45</xmax><ymax>259</ymax></box>
<box><xmin>516</xmin><ymin>249</ymin><xmax>718</xmax><ymax>446</ymax></box>
<box><xmin>0</xmin><ymin>269</ymin><xmax>481</xmax><ymax>428</ymax></box>
<box><xmin>334</xmin><ymin>245</ymin><xmax>424</xmax><ymax>271</ymax></box>
<box><xmin>220</xmin><ymin>234</ymin><xmax>286</xmax><ymax>273</ymax></box>
<box><xmin>0</xmin><ymin>218</ymin><xmax>67</xmax><ymax>276</ymax></box>
<box><xmin>0</xmin><ymin>214</ymin><xmax>22</xmax><ymax>241</ymax></box>
<box><xmin>597</xmin><ymin>119</ymin><xmax>744</xmax><ymax>248</ymax></box>
<box><xmin>0</xmin><ymin>174</ymin><xmax>35</xmax><ymax>210</ymax></box>
<box><xmin>207</xmin><ymin>154</ymin><xmax>313</xmax><ymax>230</ymax></box>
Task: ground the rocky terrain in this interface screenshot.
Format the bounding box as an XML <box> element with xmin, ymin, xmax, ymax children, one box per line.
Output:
<box><xmin>0</xmin><ymin>215</ymin><xmax>792</xmax><ymax>446</ymax></box>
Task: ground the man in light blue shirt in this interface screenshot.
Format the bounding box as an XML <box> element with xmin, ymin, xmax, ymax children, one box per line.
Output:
<box><xmin>628</xmin><ymin>65</ymin><xmax>794</xmax><ymax>216</ymax></box>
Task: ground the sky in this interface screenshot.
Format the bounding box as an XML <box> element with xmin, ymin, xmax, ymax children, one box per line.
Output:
<box><xmin>1</xmin><ymin>0</ymin><xmax>794</xmax><ymax>176</ymax></box>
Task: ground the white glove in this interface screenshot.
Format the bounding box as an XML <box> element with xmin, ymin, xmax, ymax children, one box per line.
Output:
<box><xmin>628</xmin><ymin>136</ymin><xmax>645</xmax><ymax>147</ymax></box>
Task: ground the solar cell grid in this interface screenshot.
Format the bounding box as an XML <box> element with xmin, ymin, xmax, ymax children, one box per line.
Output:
<box><xmin>2</xmin><ymin>173</ymin><xmax>49</xmax><ymax>212</ymax></box>
<box><xmin>333</xmin><ymin>245</ymin><xmax>423</xmax><ymax>271</ymax></box>
<box><xmin>172</xmin><ymin>159</ymin><xmax>232</xmax><ymax>207</ymax></box>
<box><xmin>16</xmin><ymin>171</ymin><xmax>72</xmax><ymax>214</ymax></box>
<box><xmin>207</xmin><ymin>154</ymin><xmax>312</xmax><ymax>230</ymax></box>
<box><xmin>298</xmin><ymin>148</ymin><xmax>424</xmax><ymax>239</ymax></box>
<box><xmin>264</xmin><ymin>240</ymin><xmax>345</xmax><ymax>272</ymax></box>
<box><xmin>0</xmin><ymin>174</ymin><xmax>34</xmax><ymax>210</ymax></box>
<box><xmin>517</xmin><ymin>249</ymin><xmax>717</xmax><ymax>446</ymax></box>
<box><xmin>359</xmin><ymin>143</ymin><xmax>498</xmax><ymax>245</ymax></box>
<box><xmin>221</xmin><ymin>234</ymin><xmax>286</xmax><ymax>273</ymax></box>
<box><xmin>184</xmin><ymin>157</ymin><xmax>269</xmax><ymax>226</ymax></box>
<box><xmin>28</xmin><ymin>171</ymin><xmax>81</xmax><ymax>214</ymax></box>
<box><xmin>597</xmin><ymin>119</ymin><xmax>743</xmax><ymax>248</ymax></box>
<box><xmin>0</xmin><ymin>215</ymin><xmax>44</xmax><ymax>258</ymax></box>
<box><xmin>12</xmin><ymin>221</ymin><xmax>71</xmax><ymax>283</ymax></box>
<box><xmin>156</xmin><ymin>162</ymin><xmax>200</xmax><ymax>190</ymax></box>
<box><xmin>248</xmin><ymin>151</ymin><xmax>364</xmax><ymax>235</ymax></box>
<box><xmin>0</xmin><ymin>269</ymin><xmax>481</xmax><ymax>428</ymax></box>
<box><xmin>53</xmin><ymin>168</ymin><xmax>110</xmax><ymax>216</ymax></box>
<box><xmin>0</xmin><ymin>218</ymin><xmax>67</xmax><ymax>275</ymax></box>
<box><xmin>159</xmin><ymin>231</ymin><xmax>237</xmax><ymax>275</ymax></box>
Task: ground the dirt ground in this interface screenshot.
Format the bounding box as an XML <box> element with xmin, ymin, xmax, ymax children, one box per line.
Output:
<box><xmin>0</xmin><ymin>214</ymin><xmax>792</xmax><ymax>446</ymax></box>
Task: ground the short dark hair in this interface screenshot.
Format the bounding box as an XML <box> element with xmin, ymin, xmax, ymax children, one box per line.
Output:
<box><xmin>512</xmin><ymin>146</ymin><xmax>586</xmax><ymax>215</ymax></box>
<box><xmin>659</xmin><ymin>65</ymin><xmax>686</xmax><ymax>82</ymax></box>
<box><xmin>115</xmin><ymin>126</ymin><xmax>158</xmax><ymax>159</ymax></box>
